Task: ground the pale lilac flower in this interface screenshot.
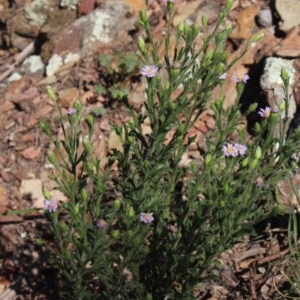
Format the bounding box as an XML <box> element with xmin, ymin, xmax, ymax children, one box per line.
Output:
<box><xmin>254</xmin><ymin>177</ymin><xmax>264</xmax><ymax>187</ymax></box>
<box><xmin>141</xmin><ymin>65</ymin><xmax>159</xmax><ymax>78</ymax></box>
<box><xmin>258</xmin><ymin>106</ymin><xmax>272</xmax><ymax>118</ymax></box>
<box><xmin>140</xmin><ymin>212</ymin><xmax>154</xmax><ymax>224</ymax></box>
<box><xmin>232</xmin><ymin>72</ymin><xmax>250</xmax><ymax>83</ymax></box>
<box><xmin>44</xmin><ymin>199</ymin><xmax>58</xmax><ymax>213</ymax></box>
<box><xmin>235</xmin><ymin>143</ymin><xmax>247</xmax><ymax>156</ymax></box>
<box><xmin>219</xmin><ymin>73</ymin><xmax>227</xmax><ymax>80</ymax></box>
<box><xmin>67</xmin><ymin>108</ymin><xmax>77</xmax><ymax>115</ymax></box>
<box><xmin>222</xmin><ymin>143</ymin><xmax>238</xmax><ymax>157</ymax></box>
<box><xmin>97</xmin><ymin>219</ymin><xmax>108</xmax><ymax>229</ymax></box>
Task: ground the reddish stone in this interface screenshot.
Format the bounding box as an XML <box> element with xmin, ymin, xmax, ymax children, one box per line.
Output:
<box><xmin>78</xmin><ymin>0</ymin><xmax>96</xmax><ymax>15</ymax></box>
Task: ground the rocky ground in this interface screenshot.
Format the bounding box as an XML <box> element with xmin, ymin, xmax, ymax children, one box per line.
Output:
<box><xmin>1</xmin><ymin>0</ymin><xmax>300</xmax><ymax>299</ymax></box>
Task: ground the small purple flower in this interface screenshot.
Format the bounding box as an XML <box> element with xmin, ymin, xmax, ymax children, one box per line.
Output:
<box><xmin>258</xmin><ymin>106</ymin><xmax>273</xmax><ymax>118</ymax></box>
<box><xmin>97</xmin><ymin>219</ymin><xmax>108</xmax><ymax>229</ymax></box>
<box><xmin>232</xmin><ymin>72</ymin><xmax>250</xmax><ymax>83</ymax></box>
<box><xmin>141</xmin><ymin>65</ymin><xmax>159</xmax><ymax>78</ymax></box>
<box><xmin>222</xmin><ymin>143</ymin><xmax>238</xmax><ymax>157</ymax></box>
<box><xmin>67</xmin><ymin>108</ymin><xmax>77</xmax><ymax>115</ymax></box>
<box><xmin>235</xmin><ymin>143</ymin><xmax>247</xmax><ymax>156</ymax></box>
<box><xmin>254</xmin><ymin>177</ymin><xmax>264</xmax><ymax>187</ymax></box>
<box><xmin>219</xmin><ymin>73</ymin><xmax>227</xmax><ymax>80</ymax></box>
<box><xmin>140</xmin><ymin>212</ymin><xmax>154</xmax><ymax>224</ymax></box>
<box><xmin>44</xmin><ymin>199</ymin><xmax>58</xmax><ymax>213</ymax></box>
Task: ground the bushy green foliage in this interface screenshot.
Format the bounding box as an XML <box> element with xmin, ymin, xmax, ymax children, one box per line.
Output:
<box><xmin>39</xmin><ymin>1</ymin><xmax>300</xmax><ymax>299</ymax></box>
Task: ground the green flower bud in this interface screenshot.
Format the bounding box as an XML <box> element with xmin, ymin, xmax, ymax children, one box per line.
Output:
<box><xmin>39</xmin><ymin>120</ymin><xmax>52</xmax><ymax>136</ymax></box>
<box><xmin>276</xmin><ymin>203</ymin><xmax>286</xmax><ymax>214</ymax></box>
<box><xmin>47</xmin><ymin>152</ymin><xmax>57</xmax><ymax>165</ymax></box>
<box><xmin>201</xmin><ymin>15</ymin><xmax>208</xmax><ymax>28</ymax></box>
<box><xmin>167</xmin><ymin>1</ymin><xmax>175</xmax><ymax>14</ymax></box>
<box><xmin>139</xmin><ymin>10</ymin><xmax>148</xmax><ymax>25</ymax></box>
<box><xmin>85</xmin><ymin>115</ymin><xmax>94</xmax><ymax>129</ymax></box>
<box><xmin>46</xmin><ymin>86</ymin><xmax>56</xmax><ymax>101</ymax></box>
<box><xmin>205</xmin><ymin>154</ymin><xmax>212</xmax><ymax>167</ymax></box>
<box><xmin>251</xmin><ymin>32</ymin><xmax>264</xmax><ymax>43</ymax></box>
<box><xmin>83</xmin><ymin>140</ymin><xmax>93</xmax><ymax>155</ymax></box>
<box><xmin>81</xmin><ymin>188</ymin><xmax>88</xmax><ymax>201</ymax></box>
<box><xmin>68</xmin><ymin>114</ymin><xmax>76</xmax><ymax>125</ymax></box>
<box><xmin>247</xmin><ymin>102</ymin><xmax>258</xmax><ymax>113</ymax></box>
<box><xmin>241</xmin><ymin>157</ymin><xmax>249</xmax><ymax>167</ymax></box>
<box><xmin>127</xmin><ymin>206</ymin><xmax>135</xmax><ymax>218</ymax></box>
<box><xmin>74</xmin><ymin>203</ymin><xmax>79</xmax><ymax>215</ymax></box>
<box><xmin>138</xmin><ymin>37</ymin><xmax>146</xmax><ymax>55</ymax></box>
<box><xmin>43</xmin><ymin>188</ymin><xmax>51</xmax><ymax>199</ymax></box>
<box><xmin>178</xmin><ymin>123</ymin><xmax>186</xmax><ymax>135</ymax></box>
<box><xmin>113</xmin><ymin>199</ymin><xmax>121</xmax><ymax>211</ymax></box>
<box><xmin>280</xmin><ymin>67</ymin><xmax>289</xmax><ymax>82</ymax></box>
<box><xmin>279</xmin><ymin>101</ymin><xmax>286</xmax><ymax>112</ymax></box>
<box><xmin>178</xmin><ymin>22</ymin><xmax>185</xmax><ymax>36</ymax></box>
<box><xmin>249</xmin><ymin>159</ymin><xmax>259</xmax><ymax>170</ymax></box>
<box><xmin>254</xmin><ymin>122</ymin><xmax>261</xmax><ymax>135</ymax></box>
<box><xmin>255</xmin><ymin>146</ymin><xmax>262</xmax><ymax>159</ymax></box>
<box><xmin>225</xmin><ymin>0</ymin><xmax>233</xmax><ymax>13</ymax></box>
<box><xmin>85</xmin><ymin>161</ymin><xmax>94</xmax><ymax>173</ymax></box>
<box><xmin>59</xmin><ymin>221</ymin><xmax>68</xmax><ymax>233</ymax></box>
<box><xmin>112</xmin><ymin>230</ymin><xmax>119</xmax><ymax>239</ymax></box>
<box><xmin>74</xmin><ymin>100</ymin><xmax>82</xmax><ymax>112</ymax></box>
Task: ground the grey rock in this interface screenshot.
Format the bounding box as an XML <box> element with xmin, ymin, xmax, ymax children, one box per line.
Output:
<box><xmin>256</xmin><ymin>9</ymin><xmax>273</xmax><ymax>28</ymax></box>
<box><xmin>275</xmin><ymin>0</ymin><xmax>300</xmax><ymax>32</ymax></box>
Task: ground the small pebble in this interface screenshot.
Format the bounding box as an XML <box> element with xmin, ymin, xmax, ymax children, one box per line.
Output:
<box><xmin>256</xmin><ymin>9</ymin><xmax>273</xmax><ymax>28</ymax></box>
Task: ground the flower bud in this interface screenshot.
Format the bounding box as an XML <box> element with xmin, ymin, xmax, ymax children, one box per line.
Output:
<box><xmin>279</xmin><ymin>101</ymin><xmax>286</xmax><ymax>112</ymax></box>
<box><xmin>113</xmin><ymin>199</ymin><xmax>121</xmax><ymax>211</ymax></box>
<box><xmin>39</xmin><ymin>120</ymin><xmax>52</xmax><ymax>136</ymax></box>
<box><xmin>127</xmin><ymin>206</ymin><xmax>135</xmax><ymax>218</ymax></box>
<box><xmin>249</xmin><ymin>159</ymin><xmax>259</xmax><ymax>170</ymax></box>
<box><xmin>48</xmin><ymin>152</ymin><xmax>58</xmax><ymax>165</ymax></box>
<box><xmin>280</xmin><ymin>67</ymin><xmax>289</xmax><ymax>83</ymax></box>
<box><xmin>85</xmin><ymin>115</ymin><xmax>94</xmax><ymax>129</ymax></box>
<box><xmin>205</xmin><ymin>154</ymin><xmax>212</xmax><ymax>167</ymax></box>
<box><xmin>254</xmin><ymin>122</ymin><xmax>261</xmax><ymax>135</ymax></box>
<box><xmin>225</xmin><ymin>0</ymin><xmax>233</xmax><ymax>13</ymax></box>
<box><xmin>83</xmin><ymin>140</ymin><xmax>93</xmax><ymax>155</ymax></box>
<box><xmin>139</xmin><ymin>10</ymin><xmax>148</xmax><ymax>25</ymax></box>
<box><xmin>251</xmin><ymin>32</ymin><xmax>264</xmax><ymax>43</ymax></box>
<box><xmin>43</xmin><ymin>188</ymin><xmax>51</xmax><ymax>199</ymax></box>
<box><xmin>201</xmin><ymin>15</ymin><xmax>208</xmax><ymax>28</ymax></box>
<box><xmin>85</xmin><ymin>161</ymin><xmax>94</xmax><ymax>173</ymax></box>
<box><xmin>247</xmin><ymin>102</ymin><xmax>258</xmax><ymax>113</ymax></box>
<box><xmin>74</xmin><ymin>100</ymin><xmax>82</xmax><ymax>112</ymax></box>
<box><xmin>178</xmin><ymin>22</ymin><xmax>185</xmax><ymax>36</ymax></box>
<box><xmin>255</xmin><ymin>146</ymin><xmax>262</xmax><ymax>159</ymax></box>
<box><xmin>138</xmin><ymin>37</ymin><xmax>146</xmax><ymax>55</ymax></box>
<box><xmin>241</xmin><ymin>157</ymin><xmax>249</xmax><ymax>167</ymax></box>
<box><xmin>47</xmin><ymin>86</ymin><xmax>56</xmax><ymax>101</ymax></box>
<box><xmin>81</xmin><ymin>188</ymin><xmax>88</xmax><ymax>201</ymax></box>
<box><xmin>112</xmin><ymin>230</ymin><xmax>119</xmax><ymax>239</ymax></box>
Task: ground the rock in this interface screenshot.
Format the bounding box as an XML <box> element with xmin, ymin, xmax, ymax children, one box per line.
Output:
<box><xmin>260</xmin><ymin>57</ymin><xmax>296</xmax><ymax>130</ymax></box>
<box><xmin>8</xmin><ymin>73</ymin><xmax>22</xmax><ymax>82</ymax></box>
<box><xmin>24</xmin><ymin>0</ymin><xmax>54</xmax><ymax>26</ymax></box>
<box><xmin>20</xmin><ymin>179</ymin><xmax>43</xmax><ymax>200</ymax></box>
<box><xmin>274</xmin><ymin>26</ymin><xmax>300</xmax><ymax>57</ymax></box>
<box><xmin>22</xmin><ymin>55</ymin><xmax>45</xmax><ymax>74</ymax></box>
<box><xmin>275</xmin><ymin>0</ymin><xmax>300</xmax><ymax>33</ymax></box>
<box><xmin>230</xmin><ymin>6</ymin><xmax>259</xmax><ymax>40</ymax></box>
<box><xmin>58</xmin><ymin>87</ymin><xmax>80</xmax><ymax>108</ymax></box>
<box><xmin>256</xmin><ymin>9</ymin><xmax>273</xmax><ymax>28</ymax></box>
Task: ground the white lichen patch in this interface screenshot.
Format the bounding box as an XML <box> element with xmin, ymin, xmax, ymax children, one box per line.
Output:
<box><xmin>60</xmin><ymin>0</ymin><xmax>82</xmax><ymax>9</ymax></box>
<box><xmin>46</xmin><ymin>54</ymin><xmax>63</xmax><ymax>77</ymax></box>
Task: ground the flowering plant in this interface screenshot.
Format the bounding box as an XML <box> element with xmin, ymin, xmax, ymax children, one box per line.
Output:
<box><xmin>39</xmin><ymin>1</ymin><xmax>300</xmax><ymax>299</ymax></box>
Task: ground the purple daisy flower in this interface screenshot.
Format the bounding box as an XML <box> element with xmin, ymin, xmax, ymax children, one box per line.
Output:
<box><xmin>140</xmin><ymin>212</ymin><xmax>154</xmax><ymax>224</ymax></box>
<box><xmin>258</xmin><ymin>106</ymin><xmax>272</xmax><ymax>118</ymax></box>
<box><xmin>219</xmin><ymin>72</ymin><xmax>227</xmax><ymax>80</ymax></box>
<box><xmin>235</xmin><ymin>143</ymin><xmax>247</xmax><ymax>156</ymax></box>
<box><xmin>97</xmin><ymin>219</ymin><xmax>108</xmax><ymax>229</ymax></box>
<box><xmin>232</xmin><ymin>72</ymin><xmax>250</xmax><ymax>83</ymax></box>
<box><xmin>222</xmin><ymin>143</ymin><xmax>238</xmax><ymax>157</ymax></box>
<box><xmin>67</xmin><ymin>108</ymin><xmax>77</xmax><ymax>115</ymax></box>
<box><xmin>141</xmin><ymin>65</ymin><xmax>159</xmax><ymax>78</ymax></box>
<box><xmin>44</xmin><ymin>199</ymin><xmax>58</xmax><ymax>213</ymax></box>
